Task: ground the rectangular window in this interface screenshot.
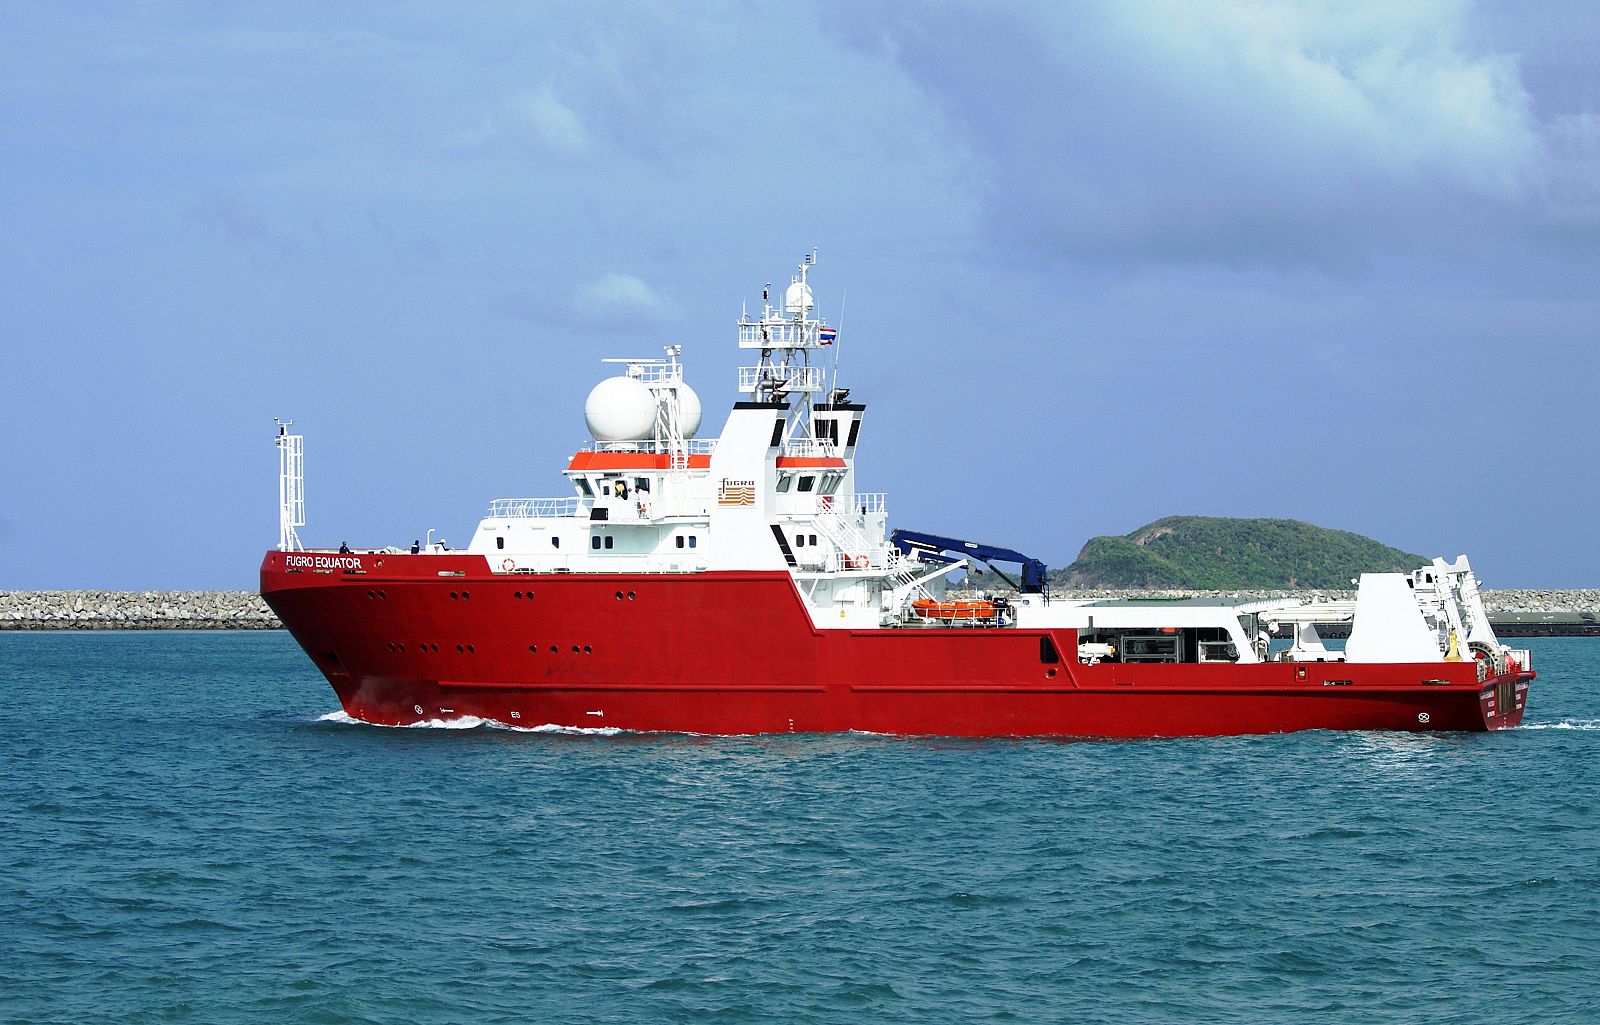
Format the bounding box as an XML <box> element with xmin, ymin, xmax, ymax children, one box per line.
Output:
<box><xmin>604</xmin><ymin>536</ymin><xmax>614</xmax><ymax>550</ymax></box>
<box><xmin>635</xmin><ymin>477</ymin><xmax>649</xmax><ymax>492</ymax></box>
<box><xmin>798</xmin><ymin>476</ymin><xmax>815</xmax><ymax>492</ymax></box>
<box><xmin>552</xmin><ymin>537</ymin><xmax>560</xmax><ymax>549</ymax></box>
<box><xmin>810</xmin><ymin>534</ymin><xmax>818</xmax><ymax>546</ymax></box>
<box><xmin>591</xmin><ymin>536</ymin><xmax>601</xmax><ymax>550</ymax></box>
<box><xmin>846</xmin><ymin>419</ymin><xmax>860</xmax><ymax>448</ymax></box>
<box><xmin>769</xmin><ymin>420</ymin><xmax>785</xmax><ymax>447</ymax></box>
<box><xmin>777</xmin><ymin>475</ymin><xmax>793</xmax><ymax>493</ymax></box>
<box><xmin>496</xmin><ymin>537</ymin><xmax>505</xmax><ymax>550</ymax></box>
<box><xmin>688</xmin><ymin>536</ymin><xmax>697</xmax><ymax>548</ymax></box>
<box><xmin>675</xmin><ymin>536</ymin><xmax>685</xmax><ymax>549</ymax></box>
<box><xmin>577</xmin><ymin>478</ymin><xmax>594</xmax><ymax>497</ymax></box>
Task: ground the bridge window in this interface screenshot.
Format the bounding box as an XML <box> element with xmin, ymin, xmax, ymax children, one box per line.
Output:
<box><xmin>798</xmin><ymin>476</ymin><xmax>815</xmax><ymax>492</ymax></box>
<box><xmin>777</xmin><ymin>475</ymin><xmax>793</xmax><ymax>493</ymax></box>
<box><xmin>576</xmin><ymin>478</ymin><xmax>594</xmax><ymax>497</ymax></box>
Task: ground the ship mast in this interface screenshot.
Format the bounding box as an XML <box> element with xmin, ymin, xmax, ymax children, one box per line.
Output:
<box><xmin>275</xmin><ymin>418</ymin><xmax>304</xmax><ymax>552</ymax></box>
<box><xmin>737</xmin><ymin>249</ymin><xmax>829</xmax><ymax>452</ymax></box>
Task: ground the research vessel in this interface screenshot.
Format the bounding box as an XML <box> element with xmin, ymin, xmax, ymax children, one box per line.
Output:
<box><xmin>261</xmin><ymin>255</ymin><xmax>1533</xmax><ymax>736</ymax></box>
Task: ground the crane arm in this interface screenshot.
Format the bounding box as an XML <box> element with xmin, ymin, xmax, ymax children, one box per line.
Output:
<box><xmin>890</xmin><ymin>529</ymin><xmax>1050</xmax><ymax>595</ymax></box>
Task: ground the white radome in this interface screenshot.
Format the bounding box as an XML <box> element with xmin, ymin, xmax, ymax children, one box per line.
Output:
<box><xmin>585</xmin><ymin>376</ymin><xmax>657</xmax><ymax>443</ymax></box>
<box><xmin>784</xmin><ymin>280</ymin><xmax>814</xmax><ymax>314</ymax></box>
<box><xmin>677</xmin><ymin>383</ymin><xmax>702</xmax><ymax>439</ymax></box>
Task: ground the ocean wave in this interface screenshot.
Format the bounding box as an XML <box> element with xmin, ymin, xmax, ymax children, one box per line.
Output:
<box><xmin>314</xmin><ymin>709</ymin><xmax>622</xmax><ymax>735</ymax></box>
<box><xmin>1520</xmin><ymin>719</ymin><xmax>1600</xmax><ymax>731</ymax></box>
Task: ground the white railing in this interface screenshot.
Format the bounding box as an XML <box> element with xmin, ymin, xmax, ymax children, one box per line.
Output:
<box><xmin>644</xmin><ymin>497</ymin><xmax>711</xmax><ymax>519</ymax></box>
<box><xmin>739</xmin><ymin>320</ymin><xmax>819</xmax><ymax>349</ymax></box>
<box><xmin>781</xmin><ymin>439</ymin><xmax>839</xmax><ymax>459</ymax></box>
<box><xmin>738</xmin><ymin>365</ymin><xmax>825</xmax><ymax>393</ymax></box>
<box><xmin>576</xmin><ymin>439</ymin><xmax>719</xmax><ymax>455</ymax></box>
<box><xmin>824</xmin><ymin>492</ymin><xmax>886</xmax><ymax>515</ymax></box>
<box><xmin>631</xmin><ymin>363</ymin><xmax>683</xmax><ymax>384</ymax></box>
<box><xmin>487</xmin><ymin>497</ymin><xmax>581</xmax><ymax>518</ymax></box>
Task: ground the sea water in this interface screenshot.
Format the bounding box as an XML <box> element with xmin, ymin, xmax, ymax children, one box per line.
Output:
<box><xmin>2</xmin><ymin>632</ymin><xmax>1596</xmax><ymax>1025</ymax></box>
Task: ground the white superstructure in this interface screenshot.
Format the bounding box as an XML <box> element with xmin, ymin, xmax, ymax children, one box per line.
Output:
<box><xmin>461</xmin><ymin>255</ymin><xmax>1529</xmax><ymax>674</ymax></box>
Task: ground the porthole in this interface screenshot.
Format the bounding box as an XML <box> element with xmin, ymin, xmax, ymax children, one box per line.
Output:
<box><xmin>528</xmin><ymin>645</ymin><xmax>539</xmax><ymax>653</ymax></box>
<box><xmin>615</xmin><ymin>591</ymin><xmax>624</xmax><ymax>600</ymax></box>
<box><xmin>549</xmin><ymin>645</ymin><xmax>557</xmax><ymax>654</ymax></box>
<box><xmin>462</xmin><ymin>592</ymin><xmax>471</xmax><ymax>600</ymax></box>
<box><xmin>583</xmin><ymin>645</ymin><xmax>592</xmax><ymax>654</ymax></box>
<box><xmin>450</xmin><ymin>591</ymin><xmax>458</xmax><ymax>600</ymax></box>
<box><xmin>467</xmin><ymin>644</ymin><xmax>475</xmax><ymax>653</ymax></box>
<box><xmin>514</xmin><ymin>591</ymin><xmax>522</xmax><ymax>599</ymax></box>
<box><xmin>456</xmin><ymin>644</ymin><xmax>464</xmax><ymax>653</ymax></box>
<box><xmin>571</xmin><ymin>645</ymin><xmax>580</xmax><ymax>654</ymax></box>
<box><xmin>627</xmin><ymin>591</ymin><xmax>636</xmax><ymax>600</ymax></box>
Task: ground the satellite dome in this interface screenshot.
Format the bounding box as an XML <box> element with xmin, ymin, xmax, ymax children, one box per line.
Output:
<box><xmin>676</xmin><ymin>383</ymin><xmax>702</xmax><ymax>439</ymax></box>
<box><xmin>585</xmin><ymin>376</ymin><xmax>657</xmax><ymax>443</ymax></box>
<box><xmin>783</xmin><ymin>280</ymin><xmax>814</xmax><ymax>314</ymax></box>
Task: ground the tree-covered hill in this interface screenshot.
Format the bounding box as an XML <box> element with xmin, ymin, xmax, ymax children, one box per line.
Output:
<box><xmin>1055</xmin><ymin>516</ymin><xmax>1428</xmax><ymax>589</ymax></box>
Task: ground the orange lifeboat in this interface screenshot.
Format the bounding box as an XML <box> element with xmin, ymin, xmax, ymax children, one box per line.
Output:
<box><xmin>911</xmin><ymin>598</ymin><xmax>996</xmax><ymax>621</ymax></box>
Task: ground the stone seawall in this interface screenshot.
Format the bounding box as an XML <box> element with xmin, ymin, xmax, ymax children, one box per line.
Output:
<box><xmin>1</xmin><ymin>591</ymin><xmax>281</xmax><ymax>630</ymax></box>
<box><xmin>2</xmin><ymin>588</ymin><xmax>1596</xmax><ymax>631</ymax></box>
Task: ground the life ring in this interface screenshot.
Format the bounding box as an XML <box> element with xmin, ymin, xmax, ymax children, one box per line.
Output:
<box><xmin>848</xmin><ymin>554</ymin><xmax>868</xmax><ymax>570</ymax></box>
<box><xmin>501</xmin><ymin>557</ymin><xmax>516</xmax><ymax>572</ymax></box>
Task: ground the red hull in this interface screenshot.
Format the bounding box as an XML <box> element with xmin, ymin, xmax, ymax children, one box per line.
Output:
<box><xmin>261</xmin><ymin>551</ymin><xmax>1532</xmax><ymax>737</ymax></box>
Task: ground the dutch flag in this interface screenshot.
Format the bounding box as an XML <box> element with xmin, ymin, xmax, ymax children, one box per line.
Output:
<box><xmin>819</xmin><ymin>326</ymin><xmax>837</xmax><ymax>345</ymax></box>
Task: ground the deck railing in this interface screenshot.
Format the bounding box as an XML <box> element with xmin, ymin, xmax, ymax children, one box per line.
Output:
<box><xmin>486</xmin><ymin>498</ymin><xmax>581</xmax><ymax>518</ymax></box>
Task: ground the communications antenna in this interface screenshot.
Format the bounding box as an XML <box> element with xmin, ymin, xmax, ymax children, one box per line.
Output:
<box><xmin>275</xmin><ymin>418</ymin><xmax>305</xmax><ymax>552</ymax></box>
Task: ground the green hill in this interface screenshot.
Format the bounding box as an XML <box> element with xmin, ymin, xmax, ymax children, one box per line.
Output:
<box><xmin>1056</xmin><ymin>516</ymin><xmax>1427</xmax><ymax>589</ymax></box>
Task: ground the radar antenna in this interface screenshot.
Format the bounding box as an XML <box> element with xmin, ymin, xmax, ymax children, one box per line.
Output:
<box><xmin>275</xmin><ymin>418</ymin><xmax>305</xmax><ymax>552</ymax></box>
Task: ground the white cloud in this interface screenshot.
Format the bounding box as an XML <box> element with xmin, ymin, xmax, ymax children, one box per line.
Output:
<box><xmin>509</xmin><ymin>88</ymin><xmax>589</xmax><ymax>156</ymax></box>
<box><xmin>446</xmin><ymin>87</ymin><xmax>589</xmax><ymax>156</ymax></box>
<box><xmin>855</xmin><ymin>0</ymin><xmax>1594</xmax><ymax>270</ymax></box>
<box><xmin>570</xmin><ymin>272</ymin><xmax>676</xmax><ymax>329</ymax></box>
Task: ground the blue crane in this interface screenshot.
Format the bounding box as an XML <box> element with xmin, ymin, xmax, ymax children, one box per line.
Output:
<box><xmin>890</xmin><ymin>529</ymin><xmax>1050</xmax><ymax>596</ymax></box>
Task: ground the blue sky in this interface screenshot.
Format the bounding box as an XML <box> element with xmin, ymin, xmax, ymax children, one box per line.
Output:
<box><xmin>3</xmin><ymin>1</ymin><xmax>1597</xmax><ymax>589</ymax></box>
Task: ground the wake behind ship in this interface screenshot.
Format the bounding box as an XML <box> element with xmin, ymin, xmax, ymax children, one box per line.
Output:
<box><xmin>262</xmin><ymin>254</ymin><xmax>1533</xmax><ymax>736</ymax></box>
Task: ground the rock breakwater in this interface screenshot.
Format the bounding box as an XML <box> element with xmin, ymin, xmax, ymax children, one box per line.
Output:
<box><xmin>1</xmin><ymin>591</ymin><xmax>280</xmax><ymax>630</ymax></box>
